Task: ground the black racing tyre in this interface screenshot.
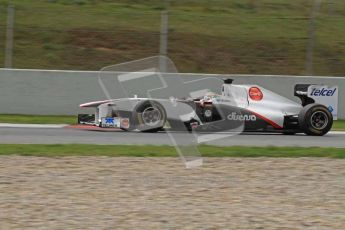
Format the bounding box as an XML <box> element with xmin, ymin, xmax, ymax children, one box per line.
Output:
<box><xmin>133</xmin><ymin>100</ymin><xmax>167</xmax><ymax>132</ymax></box>
<box><xmin>298</xmin><ymin>103</ymin><xmax>333</xmax><ymax>136</ymax></box>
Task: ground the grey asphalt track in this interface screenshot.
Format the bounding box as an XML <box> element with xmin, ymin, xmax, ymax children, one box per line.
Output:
<box><xmin>0</xmin><ymin>127</ymin><xmax>345</xmax><ymax>147</ymax></box>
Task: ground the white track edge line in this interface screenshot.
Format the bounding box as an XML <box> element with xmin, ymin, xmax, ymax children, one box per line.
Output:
<box><xmin>0</xmin><ymin>123</ymin><xmax>67</xmax><ymax>128</ymax></box>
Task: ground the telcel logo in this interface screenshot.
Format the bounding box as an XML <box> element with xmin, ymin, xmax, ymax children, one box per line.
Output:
<box><xmin>310</xmin><ymin>88</ymin><xmax>337</xmax><ymax>97</ymax></box>
<box><xmin>227</xmin><ymin>112</ymin><xmax>256</xmax><ymax>121</ymax></box>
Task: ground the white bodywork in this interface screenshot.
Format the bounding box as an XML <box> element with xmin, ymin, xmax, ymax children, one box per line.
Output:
<box><xmin>222</xmin><ymin>84</ymin><xmax>302</xmax><ymax>128</ymax></box>
<box><xmin>80</xmin><ymin>98</ymin><xmax>198</xmax><ymax>126</ymax></box>
<box><xmin>80</xmin><ymin>83</ymin><xmax>303</xmax><ymax>129</ymax></box>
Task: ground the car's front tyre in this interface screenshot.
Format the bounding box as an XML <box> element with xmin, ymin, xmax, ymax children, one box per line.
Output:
<box><xmin>133</xmin><ymin>100</ymin><xmax>167</xmax><ymax>133</ymax></box>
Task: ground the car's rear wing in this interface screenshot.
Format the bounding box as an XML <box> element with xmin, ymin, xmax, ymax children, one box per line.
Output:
<box><xmin>294</xmin><ymin>84</ymin><xmax>315</xmax><ymax>106</ymax></box>
<box><xmin>294</xmin><ymin>84</ymin><xmax>338</xmax><ymax>120</ymax></box>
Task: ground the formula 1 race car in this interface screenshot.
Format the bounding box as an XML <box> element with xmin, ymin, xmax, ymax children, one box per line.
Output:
<box><xmin>78</xmin><ymin>79</ymin><xmax>334</xmax><ymax>136</ymax></box>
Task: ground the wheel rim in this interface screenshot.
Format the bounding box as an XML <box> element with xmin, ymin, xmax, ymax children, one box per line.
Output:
<box><xmin>141</xmin><ymin>107</ymin><xmax>162</xmax><ymax>127</ymax></box>
<box><xmin>310</xmin><ymin>111</ymin><xmax>328</xmax><ymax>130</ymax></box>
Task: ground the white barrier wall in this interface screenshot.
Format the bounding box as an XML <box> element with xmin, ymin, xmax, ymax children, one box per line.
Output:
<box><xmin>0</xmin><ymin>68</ymin><xmax>344</xmax><ymax>118</ymax></box>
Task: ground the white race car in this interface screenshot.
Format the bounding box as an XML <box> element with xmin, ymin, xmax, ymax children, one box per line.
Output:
<box><xmin>78</xmin><ymin>79</ymin><xmax>334</xmax><ymax>136</ymax></box>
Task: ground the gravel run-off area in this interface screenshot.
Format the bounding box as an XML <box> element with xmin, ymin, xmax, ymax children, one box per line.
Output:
<box><xmin>0</xmin><ymin>156</ymin><xmax>344</xmax><ymax>229</ymax></box>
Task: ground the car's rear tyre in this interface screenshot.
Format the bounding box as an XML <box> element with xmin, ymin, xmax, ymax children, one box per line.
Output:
<box><xmin>133</xmin><ymin>100</ymin><xmax>167</xmax><ymax>132</ymax></box>
<box><xmin>298</xmin><ymin>103</ymin><xmax>333</xmax><ymax>136</ymax></box>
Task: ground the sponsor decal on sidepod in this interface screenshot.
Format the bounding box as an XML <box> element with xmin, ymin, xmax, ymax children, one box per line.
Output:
<box><xmin>249</xmin><ymin>87</ymin><xmax>263</xmax><ymax>101</ymax></box>
<box><xmin>227</xmin><ymin>112</ymin><xmax>257</xmax><ymax>121</ymax></box>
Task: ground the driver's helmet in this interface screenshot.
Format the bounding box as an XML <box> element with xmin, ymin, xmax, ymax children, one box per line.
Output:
<box><xmin>203</xmin><ymin>92</ymin><xmax>218</xmax><ymax>101</ymax></box>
